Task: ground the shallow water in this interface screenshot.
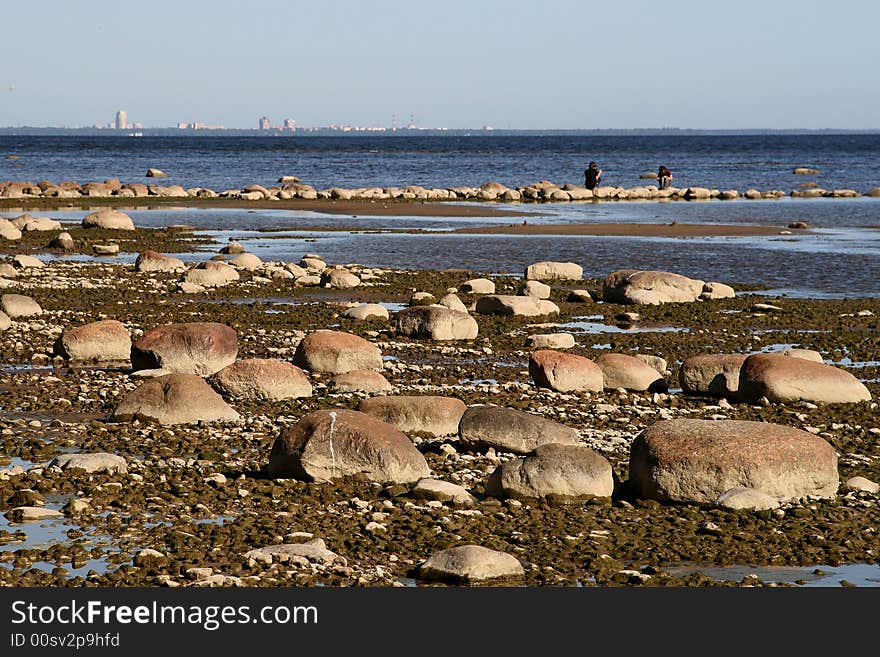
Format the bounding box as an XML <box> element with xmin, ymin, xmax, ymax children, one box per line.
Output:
<box><xmin>4</xmin><ymin>200</ymin><xmax>879</xmax><ymax>296</ymax></box>
<box><xmin>664</xmin><ymin>562</ymin><xmax>880</xmax><ymax>587</ymax></box>
<box><xmin>558</xmin><ymin>316</ymin><xmax>688</xmax><ymax>335</ymax></box>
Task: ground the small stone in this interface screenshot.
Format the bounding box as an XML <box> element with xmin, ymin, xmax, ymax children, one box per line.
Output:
<box><xmin>843</xmin><ymin>476</ymin><xmax>879</xmax><ymax>494</ymax></box>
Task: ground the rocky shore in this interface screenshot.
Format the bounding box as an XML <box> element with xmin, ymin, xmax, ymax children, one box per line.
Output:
<box><xmin>2</xmin><ymin>176</ymin><xmax>879</xmax><ymax>206</ymax></box>
<box><xmin>0</xmin><ymin>216</ymin><xmax>878</xmax><ymax>588</ymax></box>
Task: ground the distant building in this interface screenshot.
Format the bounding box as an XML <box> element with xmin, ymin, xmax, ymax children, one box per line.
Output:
<box><xmin>283</xmin><ymin>118</ymin><xmax>296</xmax><ymax>131</ymax></box>
<box><xmin>115</xmin><ymin>110</ymin><xmax>128</xmax><ymax>130</ymax></box>
<box><xmin>178</xmin><ymin>122</ymin><xmax>189</xmax><ymax>130</ymax></box>
<box><xmin>259</xmin><ymin>116</ymin><xmax>271</xmax><ymax>130</ymax></box>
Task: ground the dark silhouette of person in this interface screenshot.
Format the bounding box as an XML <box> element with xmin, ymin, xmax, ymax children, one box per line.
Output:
<box><xmin>584</xmin><ymin>161</ymin><xmax>602</xmax><ymax>190</ymax></box>
<box><xmin>658</xmin><ymin>165</ymin><xmax>673</xmax><ymax>189</ymax></box>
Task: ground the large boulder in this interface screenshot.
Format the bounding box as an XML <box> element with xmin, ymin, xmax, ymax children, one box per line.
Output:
<box><xmin>53</xmin><ymin>319</ymin><xmax>131</xmax><ymax>362</ymax></box>
<box><xmin>13</xmin><ymin>254</ymin><xmax>44</xmax><ymax>269</ymax></box>
<box><xmin>416</xmin><ymin>545</ymin><xmax>524</xmax><ymax>584</ymax></box>
<box><xmin>321</xmin><ymin>268</ymin><xmax>360</xmax><ymax>289</ymax></box>
<box><xmin>529</xmin><ymin>350</ymin><xmax>603</xmax><ymax>392</ymax></box>
<box><xmin>679</xmin><ymin>354</ymin><xmax>749</xmax><ymax>396</ymax></box>
<box><xmin>458</xmin><ymin>405</ymin><xmax>579</xmax><ymax>454</ymax></box>
<box><xmin>229</xmin><ymin>253</ymin><xmax>263</xmax><ymax>270</ymax></box>
<box><xmin>525</xmin><ymin>333</ymin><xmax>575</xmax><ymax>349</ymax></box>
<box><xmin>292</xmin><ymin>330</ymin><xmax>382</xmax><ymax>373</ymax></box>
<box><xmin>82</xmin><ymin>209</ymin><xmax>135</xmax><ymax>230</ymax></box>
<box><xmin>114</xmin><ymin>373</ymin><xmax>240</xmax><ymax>425</ymax></box>
<box><xmin>135</xmin><ymin>250</ymin><xmax>187</xmax><ymax>273</ymax></box>
<box><xmin>267</xmin><ymin>409</ymin><xmax>430</xmax><ymax>483</ymax></box>
<box><xmin>519</xmin><ymin>280</ymin><xmax>551</xmax><ymax>299</ymax></box>
<box><xmin>602</xmin><ymin>269</ymin><xmax>706</xmax><ymax>305</ymax></box>
<box><xmin>486</xmin><ymin>444</ymin><xmax>614</xmax><ymax>501</ymax></box>
<box><xmin>0</xmin><ymin>219</ymin><xmax>22</xmax><ymax>240</ymax></box>
<box><xmin>49</xmin><ymin>452</ymin><xmax>127</xmax><ymax>475</ymax></box>
<box><xmin>131</xmin><ymin>322</ymin><xmax>237</xmax><ymax>376</ymax></box>
<box><xmin>524</xmin><ymin>261</ymin><xmax>583</xmax><ymax>281</ymax></box>
<box><xmin>357</xmin><ymin>395</ymin><xmax>466</xmax><ymax>437</ymax></box>
<box><xmin>1</xmin><ymin>293</ymin><xmax>42</xmax><ymax>318</ymax></box>
<box><xmin>460</xmin><ymin>278</ymin><xmax>495</xmax><ymax>294</ymax></box>
<box><xmin>437</xmin><ymin>293</ymin><xmax>469</xmax><ymax>313</ymax></box>
<box><xmin>18</xmin><ymin>216</ymin><xmax>62</xmax><ymax>231</ymax></box>
<box><xmin>701</xmin><ymin>282</ymin><xmax>736</xmax><ymax>300</ymax></box>
<box><xmin>330</xmin><ymin>370</ymin><xmax>393</xmax><ymax>393</ymax></box>
<box><xmin>629</xmin><ymin>419</ymin><xmax>839</xmax><ymax>503</ymax></box>
<box><xmin>595</xmin><ymin>353</ymin><xmax>667</xmax><ymax>392</ymax></box>
<box><xmin>474</xmin><ymin>295</ymin><xmax>560</xmax><ymax>317</ymax></box>
<box><xmin>183</xmin><ymin>261</ymin><xmax>240</xmax><ymax>287</ymax></box>
<box><xmin>391</xmin><ymin>305</ymin><xmax>478</xmax><ymax>340</ymax></box>
<box><xmin>209</xmin><ymin>359</ymin><xmax>312</xmax><ymax>401</ymax></box>
<box><xmin>344</xmin><ymin>304</ymin><xmax>389</xmax><ymax>321</ymax></box>
<box><xmin>738</xmin><ymin>353</ymin><xmax>871</xmax><ymax>404</ymax></box>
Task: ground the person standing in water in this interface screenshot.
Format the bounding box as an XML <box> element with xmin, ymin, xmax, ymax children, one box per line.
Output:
<box><xmin>584</xmin><ymin>161</ymin><xmax>602</xmax><ymax>190</ymax></box>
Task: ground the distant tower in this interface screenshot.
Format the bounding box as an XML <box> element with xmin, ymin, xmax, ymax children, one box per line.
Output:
<box><xmin>115</xmin><ymin>110</ymin><xmax>128</xmax><ymax>130</ymax></box>
<box><xmin>407</xmin><ymin>113</ymin><xmax>416</xmax><ymax>129</ymax></box>
<box><xmin>283</xmin><ymin>118</ymin><xmax>296</xmax><ymax>131</ymax></box>
<box><xmin>391</xmin><ymin>113</ymin><xmax>397</xmax><ymax>131</ymax></box>
<box><xmin>259</xmin><ymin>116</ymin><xmax>271</xmax><ymax>130</ymax></box>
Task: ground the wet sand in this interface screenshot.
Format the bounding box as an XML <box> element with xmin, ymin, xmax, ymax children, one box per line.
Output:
<box><xmin>455</xmin><ymin>222</ymin><xmax>793</xmax><ymax>238</ymax></box>
<box><xmin>0</xmin><ymin>196</ymin><xmax>535</xmax><ymax>218</ymax></box>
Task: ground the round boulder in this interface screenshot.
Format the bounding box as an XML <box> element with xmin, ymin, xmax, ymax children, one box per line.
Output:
<box><xmin>486</xmin><ymin>444</ymin><xmax>614</xmax><ymax>501</ymax></box>
<box><xmin>629</xmin><ymin>419</ymin><xmax>839</xmax><ymax>504</ymax></box>
<box><xmin>292</xmin><ymin>330</ymin><xmax>382</xmax><ymax>374</ymax></box>
<box><xmin>595</xmin><ymin>353</ymin><xmax>668</xmax><ymax>392</ymax></box>
<box><xmin>525</xmin><ymin>333</ymin><xmax>575</xmax><ymax>349</ymax></box>
<box><xmin>135</xmin><ymin>250</ymin><xmax>187</xmax><ymax>273</ymax></box>
<box><xmin>183</xmin><ymin>261</ymin><xmax>240</xmax><ymax>287</ymax></box>
<box><xmin>474</xmin><ymin>295</ymin><xmax>560</xmax><ymax>317</ymax></box>
<box><xmin>209</xmin><ymin>359</ymin><xmax>312</xmax><ymax>401</ymax></box>
<box><xmin>416</xmin><ymin>545</ymin><xmax>524</xmax><ymax>584</ymax></box>
<box><xmin>529</xmin><ymin>350</ymin><xmax>603</xmax><ymax>392</ymax></box>
<box><xmin>53</xmin><ymin>319</ymin><xmax>131</xmax><ymax>362</ymax></box>
<box><xmin>131</xmin><ymin>322</ymin><xmax>238</xmax><ymax>376</ymax></box>
<box><xmin>82</xmin><ymin>209</ymin><xmax>135</xmax><ymax>230</ymax></box>
<box><xmin>738</xmin><ymin>353</ymin><xmax>871</xmax><ymax>404</ymax></box>
<box><xmin>321</xmin><ymin>268</ymin><xmax>360</xmax><ymax>288</ymax></box>
<box><xmin>460</xmin><ymin>278</ymin><xmax>495</xmax><ymax>294</ymax></box>
<box><xmin>229</xmin><ymin>253</ymin><xmax>263</xmax><ymax>270</ymax></box>
<box><xmin>330</xmin><ymin>370</ymin><xmax>393</xmax><ymax>393</ymax></box>
<box><xmin>114</xmin><ymin>373</ymin><xmax>241</xmax><ymax>425</ymax></box>
<box><xmin>391</xmin><ymin>305</ymin><xmax>478</xmax><ymax>340</ymax></box>
<box><xmin>524</xmin><ymin>261</ymin><xmax>583</xmax><ymax>281</ymax></box>
<box><xmin>357</xmin><ymin>395</ymin><xmax>466</xmax><ymax>437</ymax></box>
<box><xmin>437</xmin><ymin>293</ymin><xmax>469</xmax><ymax>313</ymax></box>
<box><xmin>267</xmin><ymin>409</ymin><xmax>430</xmax><ymax>483</ymax></box>
<box><xmin>1</xmin><ymin>293</ymin><xmax>42</xmax><ymax>318</ymax></box>
<box><xmin>679</xmin><ymin>354</ymin><xmax>748</xmax><ymax>397</ymax></box>
<box><xmin>519</xmin><ymin>280</ymin><xmax>551</xmax><ymax>299</ymax></box>
<box><xmin>602</xmin><ymin>269</ymin><xmax>706</xmax><ymax>305</ymax></box>
<box><xmin>344</xmin><ymin>304</ymin><xmax>389</xmax><ymax>322</ymax></box>
<box><xmin>458</xmin><ymin>405</ymin><xmax>579</xmax><ymax>454</ymax></box>
<box><xmin>49</xmin><ymin>452</ymin><xmax>127</xmax><ymax>475</ymax></box>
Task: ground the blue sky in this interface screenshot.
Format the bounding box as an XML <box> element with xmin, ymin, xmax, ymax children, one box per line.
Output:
<box><xmin>2</xmin><ymin>0</ymin><xmax>877</xmax><ymax>129</ymax></box>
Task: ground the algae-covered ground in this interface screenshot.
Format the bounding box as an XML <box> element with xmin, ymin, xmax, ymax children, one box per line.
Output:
<box><xmin>0</xmin><ymin>226</ymin><xmax>878</xmax><ymax>588</ymax></box>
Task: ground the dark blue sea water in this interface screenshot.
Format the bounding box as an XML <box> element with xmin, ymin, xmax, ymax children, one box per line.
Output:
<box><xmin>2</xmin><ymin>134</ymin><xmax>879</xmax><ymax>192</ymax></box>
<box><xmin>2</xmin><ymin>135</ymin><xmax>879</xmax><ymax>296</ymax></box>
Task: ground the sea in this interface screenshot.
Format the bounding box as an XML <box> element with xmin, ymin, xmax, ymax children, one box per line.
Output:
<box><xmin>1</xmin><ymin>133</ymin><xmax>879</xmax><ymax>297</ymax></box>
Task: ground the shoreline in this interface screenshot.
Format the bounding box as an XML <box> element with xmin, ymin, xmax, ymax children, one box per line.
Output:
<box><xmin>453</xmin><ymin>222</ymin><xmax>791</xmax><ymax>238</ymax></box>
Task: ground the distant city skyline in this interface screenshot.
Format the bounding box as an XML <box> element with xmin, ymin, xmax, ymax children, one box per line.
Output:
<box><xmin>1</xmin><ymin>0</ymin><xmax>878</xmax><ymax>130</ymax></box>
